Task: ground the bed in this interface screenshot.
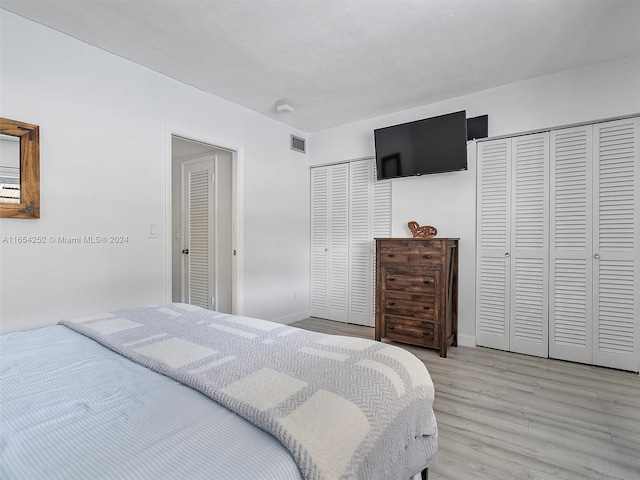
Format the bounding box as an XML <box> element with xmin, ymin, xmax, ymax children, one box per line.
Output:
<box><xmin>0</xmin><ymin>303</ymin><xmax>437</xmax><ymax>479</ymax></box>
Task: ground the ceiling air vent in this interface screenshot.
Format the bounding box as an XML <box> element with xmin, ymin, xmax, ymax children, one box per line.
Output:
<box><xmin>291</xmin><ymin>135</ymin><xmax>306</xmax><ymax>154</ymax></box>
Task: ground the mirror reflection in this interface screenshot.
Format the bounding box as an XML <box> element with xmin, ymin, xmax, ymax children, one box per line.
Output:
<box><xmin>0</xmin><ymin>133</ymin><xmax>21</xmax><ymax>204</ymax></box>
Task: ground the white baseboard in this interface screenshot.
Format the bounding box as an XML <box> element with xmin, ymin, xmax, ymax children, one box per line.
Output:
<box><xmin>457</xmin><ymin>334</ymin><xmax>476</xmax><ymax>347</ymax></box>
<box><xmin>271</xmin><ymin>309</ymin><xmax>311</xmax><ymax>325</ymax></box>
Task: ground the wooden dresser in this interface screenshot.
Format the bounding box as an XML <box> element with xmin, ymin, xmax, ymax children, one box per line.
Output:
<box><xmin>375</xmin><ymin>238</ymin><xmax>459</xmax><ymax>357</ymax></box>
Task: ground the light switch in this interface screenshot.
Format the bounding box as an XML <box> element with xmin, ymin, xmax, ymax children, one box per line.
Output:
<box><xmin>149</xmin><ymin>223</ymin><xmax>158</xmax><ymax>238</ymax></box>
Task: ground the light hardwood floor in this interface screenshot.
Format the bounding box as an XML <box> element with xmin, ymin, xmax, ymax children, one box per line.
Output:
<box><xmin>291</xmin><ymin>318</ymin><xmax>640</xmax><ymax>480</ymax></box>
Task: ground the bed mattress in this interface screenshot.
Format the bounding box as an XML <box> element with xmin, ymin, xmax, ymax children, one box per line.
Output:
<box><xmin>0</xmin><ymin>326</ymin><xmax>303</xmax><ymax>480</ymax></box>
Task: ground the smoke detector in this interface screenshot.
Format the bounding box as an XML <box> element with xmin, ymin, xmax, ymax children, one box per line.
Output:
<box><xmin>275</xmin><ymin>98</ymin><xmax>294</xmax><ymax>113</ymax></box>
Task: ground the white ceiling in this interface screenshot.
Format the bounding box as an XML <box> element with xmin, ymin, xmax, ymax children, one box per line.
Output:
<box><xmin>3</xmin><ymin>0</ymin><xmax>640</xmax><ymax>132</ymax></box>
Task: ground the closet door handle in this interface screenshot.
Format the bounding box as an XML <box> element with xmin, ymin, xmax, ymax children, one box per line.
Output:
<box><xmin>594</xmin><ymin>254</ymin><xmax>600</xmax><ymax>260</ymax></box>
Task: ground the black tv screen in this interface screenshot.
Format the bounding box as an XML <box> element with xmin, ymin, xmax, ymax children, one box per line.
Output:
<box><xmin>374</xmin><ymin>110</ymin><xmax>468</xmax><ymax>180</ymax></box>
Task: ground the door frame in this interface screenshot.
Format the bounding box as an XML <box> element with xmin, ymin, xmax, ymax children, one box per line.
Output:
<box><xmin>165</xmin><ymin>125</ymin><xmax>245</xmax><ymax>315</ymax></box>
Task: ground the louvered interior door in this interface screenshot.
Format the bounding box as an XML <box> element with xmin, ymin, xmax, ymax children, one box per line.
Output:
<box><xmin>348</xmin><ymin>160</ymin><xmax>373</xmax><ymax>326</ymax></box>
<box><xmin>310</xmin><ymin>167</ymin><xmax>329</xmax><ymax>319</ymax></box>
<box><xmin>328</xmin><ymin>164</ymin><xmax>349</xmax><ymax>322</ymax></box>
<box><xmin>550</xmin><ymin>126</ymin><xmax>594</xmax><ymax>364</ymax></box>
<box><xmin>311</xmin><ymin>160</ymin><xmax>390</xmax><ymax>326</ymax></box>
<box><xmin>510</xmin><ymin>133</ymin><xmax>549</xmax><ymax>357</ymax></box>
<box><xmin>311</xmin><ymin>164</ymin><xmax>348</xmax><ymax>322</ymax></box>
<box><xmin>182</xmin><ymin>160</ymin><xmax>214</xmax><ymax>310</ymax></box>
<box><xmin>592</xmin><ymin>118</ymin><xmax>640</xmax><ymax>371</ymax></box>
<box><xmin>476</xmin><ymin>139</ymin><xmax>511</xmax><ymax>350</ymax></box>
<box><xmin>479</xmin><ymin>116</ymin><xmax>639</xmax><ymax>369</ymax></box>
<box><xmin>372</xmin><ymin>165</ymin><xmax>392</xmax><ymax>326</ymax></box>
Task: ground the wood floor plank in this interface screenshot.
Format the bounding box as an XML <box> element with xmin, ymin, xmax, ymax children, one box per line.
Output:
<box><xmin>292</xmin><ymin>318</ymin><xmax>640</xmax><ymax>480</ymax></box>
<box><xmin>436</xmin><ymin>429</ymin><xmax>590</xmax><ymax>480</ymax></box>
<box><xmin>610</xmin><ymin>426</ymin><xmax>640</xmax><ymax>453</ymax></box>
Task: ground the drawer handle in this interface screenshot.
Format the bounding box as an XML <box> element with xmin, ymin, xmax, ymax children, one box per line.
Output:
<box><xmin>388</xmin><ymin>302</ymin><xmax>395</xmax><ymax>306</ymax></box>
<box><xmin>388</xmin><ymin>253</ymin><xmax>395</xmax><ymax>257</ymax></box>
<box><xmin>423</xmin><ymin>306</ymin><xmax>430</xmax><ymax>310</ymax></box>
<box><xmin>388</xmin><ymin>325</ymin><xmax>394</xmax><ymax>330</ymax></box>
<box><xmin>424</xmin><ymin>280</ymin><xmax>430</xmax><ymax>284</ymax></box>
<box><xmin>423</xmin><ymin>331</ymin><xmax>431</xmax><ymax>336</ymax></box>
<box><xmin>423</xmin><ymin>254</ymin><xmax>432</xmax><ymax>259</ymax></box>
<box><xmin>389</xmin><ymin>277</ymin><xmax>396</xmax><ymax>282</ymax></box>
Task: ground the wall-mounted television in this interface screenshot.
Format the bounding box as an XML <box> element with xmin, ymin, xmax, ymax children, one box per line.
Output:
<box><xmin>374</xmin><ymin>110</ymin><xmax>468</xmax><ymax>180</ymax></box>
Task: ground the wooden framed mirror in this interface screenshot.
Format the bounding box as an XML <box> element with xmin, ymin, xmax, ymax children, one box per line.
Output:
<box><xmin>0</xmin><ymin>118</ymin><xmax>40</xmax><ymax>218</ymax></box>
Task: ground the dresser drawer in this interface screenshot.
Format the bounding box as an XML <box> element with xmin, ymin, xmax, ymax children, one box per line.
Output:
<box><xmin>378</xmin><ymin>240</ymin><xmax>443</xmax><ymax>268</ymax></box>
<box><xmin>382</xmin><ymin>292</ymin><xmax>436</xmax><ymax>320</ymax></box>
<box><xmin>381</xmin><ymin>269</ymin><xmax>440</xmax><ymax>294</ymax></box>
<box><xmin>384</xmin><ymin>316</ymin><xmax>438</xmax><ymax>348</ymax></box>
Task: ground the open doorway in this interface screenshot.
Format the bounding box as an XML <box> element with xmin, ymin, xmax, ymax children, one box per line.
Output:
<box><xmin>171</xmin><ymin>135</ymin><xmax>234</xmax><ymax>313</ymax></box>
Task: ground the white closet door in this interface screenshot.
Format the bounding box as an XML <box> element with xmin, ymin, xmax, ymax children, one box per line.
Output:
<box><xmin>311</xmin><ymin>160</ymin><xmax>390</xmax><ymax>326</ymax></box>
<box><xmin>372</xmin><ymin>170</ymin><xmax>392</xmax><ymax>326</ymax></box>
<box><xmin>310</xmin><ymin>167</ymin><xmax>329</xmax><ymax>318</ymax></box>
<box><xmin>510</xmin><ymin>133</ymin><xmax>549</xmax><ymax>357</ymax></box>
<box><xmin>592</xmin><ymin>118</ymin><xmax>640</xmax><ymax>371</ymax></box>
<box><xmin>550</xmin><ymin>126</ymin><xmax>594</xmax><ymax>364</ymax></box>
<box><xmin>349</xmin><ymin>160</ymin><xmax>373</xmax><ymax>326</ymax></box>
<box><xmin>327</xmin><ymin>163</ymin><xmax>349</xmax><ymax>322</ymax></box>
<box><xmin>373</xmin><ymin>177</ymin><xmax>392</xmax><ymax>238</ymax></box>
<box><xmin>310</xmin><ymin>163</ymin><xmax>349</xmax><ymax>322</ymax></box>
<box><xmin>476</xmin><ymin>138</ymin><xmax>511</xmax><ymax>350</ymax></box>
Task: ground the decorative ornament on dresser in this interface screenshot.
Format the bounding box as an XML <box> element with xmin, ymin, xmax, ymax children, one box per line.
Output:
<box><xmin>407</xmin><ymin>221</ymin><xmax>437</xmax><ymax>238</ymax></box>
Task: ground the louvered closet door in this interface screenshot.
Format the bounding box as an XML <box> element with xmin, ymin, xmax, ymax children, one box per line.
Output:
<box><xmin>592</xmin><ymin>118</ymin><xmax>640</xmax><ymax>371</ymax></box>
<box><xmin>311</xmin><ymin>160</ymin><xmax>390</xmax><ymax>325</ymax></box>
<box><xmin>476</xmin><ymin>139</ymin><xmax>511</xmax><ymax>350</ymax></box>
<box><xmin>550</xmin><ymin>126</ymin><xmax>594</xmax><ymax>364</ymax></box>
<box><xmin>349</xmin><ymin>160</ymin><xmax>373</xmax><ymax>326</ymax></box>
<box><xmin>372</xmin><ymin>168</ymin><xmax>392</xmax><ymax>326</ymax></box>
<box><xmin>347</xmin><ymin>159</ymin><xmax>392</xmax><ymax>327</ymax></box>
<box><xmin>327</xmin><ymin>164</ymin><xmax>349</xmax><ymax>322</ymax></box>
<box><xmin>310</xmin><ymin>167</ymin><xmax>329</xmax><ymax>319</ymax></box>
<box><xmin>310</xmin><ymin>164</ymin><xmax>349</xmax><ymax>322</ymax></box>
<box><xmin>510</xmin><ymin>133</ymin><xmax>549</xmax><ymax>357</ymax></box>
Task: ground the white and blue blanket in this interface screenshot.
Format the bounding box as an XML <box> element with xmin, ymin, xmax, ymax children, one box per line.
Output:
<box><xmin>60</xmin><ymin>303</ymin><xmax>437</xmax><ymax>480</ymax></box>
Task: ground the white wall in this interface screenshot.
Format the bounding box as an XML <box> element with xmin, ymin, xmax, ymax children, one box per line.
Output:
<box><xmin>3</xmin><ymin>11</ymin><xmax>639</xmax><ymax>339</ymax></box>
<box><xmin>308</xmin><ymin>54</ymin><xmax>640</xmax><ymax>346</ymax></box>
<box><xmin>0</xmin><ymin>11</ymin><xmax>310</xmax><ymax>333</ymax></box>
